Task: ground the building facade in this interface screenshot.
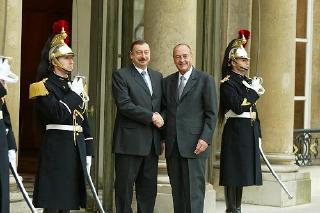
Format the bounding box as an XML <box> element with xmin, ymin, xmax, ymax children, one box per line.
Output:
<box><xmin>1</xmin><ymin>0</ymin><xmax>319</xmax><ymax>211</ymax></box>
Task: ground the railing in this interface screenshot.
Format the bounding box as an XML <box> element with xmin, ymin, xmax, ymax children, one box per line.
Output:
<box><xmin>293</xmin><ymin>128</ymin><xmax>320</xmax><ymax>166</ymax></box>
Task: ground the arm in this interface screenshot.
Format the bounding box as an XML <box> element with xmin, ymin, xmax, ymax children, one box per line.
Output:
<box><xmin>0</xmin><ymin>82</ymin><xmax>7</xmax><ymax>98</ymax></box>
<box><xmin>82</xmin><ymin>113</ymin><xmax>94</xmax><ymax>156</ymax></box>
<box><xmin>160</xmin><ymin>78</ymin><xmax>167</xmax><ymax>141</ymax></box>
<box><xmin>199</xmin><ymin>75</ymin><xmax>218</xmax><ymax>145</ymax></box>
<box><xmin>221</xmin><ymin>81</ymin><xmax>259</xmax><ymax>115</ymax></box>
<box><xmin>112</xmin><ymin>70</ymin><xmax>153</xmax><ymax>125</ymax></box>
<box><xmin>36</xmin><ymin>89</ymin><xmax>83</xmax><ymax>123</ymax></box>
<box><xmin>2</xmin><ymin>102</ymin><xmax>17</xmax><ymax>150</ymax></box>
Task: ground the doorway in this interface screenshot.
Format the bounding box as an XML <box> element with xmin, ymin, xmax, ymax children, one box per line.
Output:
<box><xmin>19</xmin><ymin>0</ymin><xmax>73</xmax><ymax>175</ymax></box>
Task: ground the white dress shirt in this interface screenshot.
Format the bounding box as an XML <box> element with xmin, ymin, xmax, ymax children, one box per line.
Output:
<box><xmin>178</xmin><ymin>67</ymin><xmax>193</xmax><ymax>87</ymax></box>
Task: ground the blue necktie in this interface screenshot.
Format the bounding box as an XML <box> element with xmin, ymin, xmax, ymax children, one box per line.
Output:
<box><xmin>177</xmin><ymin>76</ymin><xmax>186</xmax><ymax>100</ymax></box>
<box><xmin>141</xmin><ymin>71</ymin><xmax>152</xmax><ymax>95</ymax></box>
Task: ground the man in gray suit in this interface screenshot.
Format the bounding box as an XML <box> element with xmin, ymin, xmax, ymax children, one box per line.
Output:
<box><xmin>112</xmin><ymin>40</ymin><xmax>164</xmax><ymax>213</ymax></box>
<box><xmin>162</xmin><ymin>43</ymin><xmax>217</xmax><ymax>213</ymax></box>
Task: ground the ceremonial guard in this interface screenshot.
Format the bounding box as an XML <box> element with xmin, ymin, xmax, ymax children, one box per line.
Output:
<box><xmin>29</xmin><ymin>20</ymin><xmax>94</xmax><ymax>213</ymax></box>
<box><xmin>0</xmin><ymin>56</ymin><xmax>18</xmax><ymax>213</ymax></box>
<box><xmin>219</xmin><ymin>30</ymin><xmax>265</xmax><ymax>213</ymax></box>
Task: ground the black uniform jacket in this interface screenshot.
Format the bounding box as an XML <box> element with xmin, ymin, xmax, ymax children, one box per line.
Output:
<box><xmin>0</xmin><ymin>83</ymin><xmax>17</xmax><ymax>213</ymax></box>
<box><xmin>31</xmin><ymin>73</ymin><xmax>94</xmax><ymax>209</ymax></box>
<box><xmin>162</xmin><ymin>68</ymin><xmax>217</xmax><ymax>158</ymax></box>
<box><xmin>112</xmin><ymin>64</ymin><xmax>163</xmax><ymax>156</ymax></box>
<box><xmin>219</xmin><ymin>71</ymin><xmax>262</xmax><ymax>186</ymax></box>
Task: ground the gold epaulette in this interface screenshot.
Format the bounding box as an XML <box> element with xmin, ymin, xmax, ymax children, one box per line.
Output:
<box><xmin>29</xmin><ymin>78</ymin><xmax>49</xmax><ymax>99</ymax></box>
<box><xmin>241</xmin><ymin>98</ymin><xmax>251</xmax><ymax>106</ymax></box>
<box><xmin>220</xmin><ymin>75</ymin><xmax>230</xmax><ymax>83</ymax></box>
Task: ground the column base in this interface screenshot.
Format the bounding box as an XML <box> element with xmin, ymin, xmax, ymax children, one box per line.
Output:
<box><xmin>213</xmin><ymin>168</ymin><xmax>311</xmax><ymax>207</ymax></box>
<box><xmin>154</xmin><ymin>176</ymin><xmax>216</xmax><ymax>212</ymax></box>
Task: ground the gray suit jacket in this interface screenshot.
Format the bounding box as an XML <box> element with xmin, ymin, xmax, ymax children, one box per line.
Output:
<box><xmin>162</xmin><ymin>68</ymin><xmax>217</xmax><ymax>158</ymax></box>
<box><xmin>112</xmin><ymin>64</ymin><xmax>163</xmax><ymax>156</ymax></box>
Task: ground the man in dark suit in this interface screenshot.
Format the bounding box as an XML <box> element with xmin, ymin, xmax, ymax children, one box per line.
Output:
<box><xmin>162</xmin><ymin>43</ymin><xmax>217</xmax><ymax>213</ymax></box>
<box><xmin>112</xmin><ymin>40</ymin><xmax>164</xmax><ymax>213</ymax></box>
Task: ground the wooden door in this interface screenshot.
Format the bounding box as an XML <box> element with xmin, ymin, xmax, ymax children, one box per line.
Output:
<box><xmin>19</xmin><ymin>0</ymin><xmax>72</xmax><ymax>174</ymax></box>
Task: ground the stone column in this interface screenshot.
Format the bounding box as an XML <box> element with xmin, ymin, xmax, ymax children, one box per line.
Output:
<box><xmin>144</xmin><ymin>0</ymin><xmax>197</xmax><ymax>76</ymax></box>
<box><xmin>144</xmin><ymin>0</ymin><xmax>214</xmax><ymax>212</ymax></box>
<box><xmin>72</xmin><ymin>0</ymin><xmax>91</xmax><ymax>78</ymax></box>
<box><xmin>245</xmin><ymin>0</ymin><xmax>310</xmax><ymax>206</ymax></box>
<box><xmin>311</xmin><ymin>0</ymin><xmax>320</xmax><ymax>165</ymax></box>
<box><xmin>0</xmin><ymin>0</ymin><xmax>24</xmax><ymax>207</ymax></box>
<box><xmin>0</xmin><ymin>0</ymin><xmax>21</xmax><ymax>146</ymax></box>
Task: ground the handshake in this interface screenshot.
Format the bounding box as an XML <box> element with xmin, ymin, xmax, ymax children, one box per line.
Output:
<box><xmin>242</xmin><ymin>76</ymin><xmax>265</xmax><ymax>96</ymax></box>
<box><xmin>152</xmin><ymin>112</ymin><xmax>164</xmax><ymax>128</ymax></box>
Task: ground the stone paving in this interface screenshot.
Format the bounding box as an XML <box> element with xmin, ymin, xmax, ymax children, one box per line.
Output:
<box><xmin>10</xmin><ymin>166</ymin><xmax>320</xmax><ymax>212</ymax></box>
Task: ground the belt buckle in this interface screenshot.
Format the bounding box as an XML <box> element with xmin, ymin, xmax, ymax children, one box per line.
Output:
<box><xmin>74</xmin><ymin>125</ymin><xmax>82</xmax><ymax>132</ymax></box>
<box><xmin>251</xmin><ymin>112</ymin><xmax>257</xmax><ymax>120</ymax></box>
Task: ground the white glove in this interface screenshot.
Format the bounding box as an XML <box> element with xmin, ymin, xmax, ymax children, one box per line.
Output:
<box><xmin>70</xmin><ymin>77</ymin><xmax>84</xmax><ymax>96</ymax></box>
<box><xmin>0</xmin><ymin>59</ymin><xmax>18</xmax><ymax>84</ymax></box>
<box><xmin>251</xmin><ymin>77</ymin><xmax>265</xmax><ymax>96</ymax></box>
<box><xmin>86</xmin><ymin>156</ymin><xmax>92</xmax><ymax>174</ymax></box>
<box><xmin>8</xmin><ymin>149</ymin><xmax>17</xmax><ymax>171</ymax></box>
<box><xmin>242</xmin><ymin>78</ymin><xmax>265</xmax><ymax>96</ymax></box>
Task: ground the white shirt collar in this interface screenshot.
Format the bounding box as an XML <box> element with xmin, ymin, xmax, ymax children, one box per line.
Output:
<box><xmin>134</xmin><ymin>65</ymin><xmax>148</xmax><ymax>75</ymax></box>
<box><xmin>178</xmin><ymin>66</ymin><xmax>193</xmax><ymax>82</ymax></box>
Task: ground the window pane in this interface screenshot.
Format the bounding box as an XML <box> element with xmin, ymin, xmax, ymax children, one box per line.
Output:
<box><xmin>294</xmin><ymin>101</ymin><xmax>305</xmax><ymax>129</ymax></box>
<box><xmin>295</xmin><ymin>42</ymin><xmax>306</xmax><ymax>96</ymax></box>
<box><xmin>296</xmin><ymin>0</ymin><xmax>307</xmax><ymax>38</ymax></box>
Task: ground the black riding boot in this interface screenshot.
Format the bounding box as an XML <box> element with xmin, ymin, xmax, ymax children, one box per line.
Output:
<box><xmin>235</xmin><ymin>187</ymin><xmax>243</xmax><ymax>213</ymax></box>
<box><xmin>224</xmin><ymin>186</ymin><xmax>236</xmax><ymax>213</ymax></box>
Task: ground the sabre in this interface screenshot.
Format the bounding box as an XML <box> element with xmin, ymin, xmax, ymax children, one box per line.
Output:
<box><xmin>258</xmin><ymin>140</ymin><xmax>293</xmax><ymax>199</ymax></box>
<box><xmin>9</xmin><ymin>163</ymin><xmax>38</xmax><ymax>213</ymax></box>
<box><xmin>86</xmin><ymin>170</ymin><xmax>105</xmax><ymax>213</ymax></box>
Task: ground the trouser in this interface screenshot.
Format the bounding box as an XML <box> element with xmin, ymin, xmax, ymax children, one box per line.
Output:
<box><xmin>224</xmin><ymin>186</ymin><xmax>243</xmax><ymax>213</ymax></box>
<box><xmin>166</xmin><ymin>141</ymin><xmax>206</xmax><ymax>213</ymax></box>
<box><xmin>43</xmin><ymin>209</ymin><xmax>70</xmax><ymax>213</ymax></box>
<box><xmin>115</xmin><ymin>144</ymin><xmax>158</xmax><ymax>213</ymax></box>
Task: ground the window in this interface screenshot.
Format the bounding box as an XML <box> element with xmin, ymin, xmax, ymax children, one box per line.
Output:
<box><xmin>294</xmin><ymin>0</ymin><xmax>313</xmax><ymax>129</ymax></box>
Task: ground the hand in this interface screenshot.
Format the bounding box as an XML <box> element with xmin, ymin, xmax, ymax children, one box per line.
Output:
<box><xmin>70</xmin><ymin>77</ymin><xmax>84</xmax><ymax>96</ymax></box>
<box><xmin>152</xmin><ymin>112</ymin><xmax>164</xmax><ymax>128</ymax></box>
<box><xmin>0</xmin><ymin>59</ymin><xmax>18</xmax><ymax>84</ymax></box>
<box><xmin>251</xmin><ymin>77</ymin><xmax>265</xmax><ymax>96</ymax></box>
<box><xmin>8</xmin><ymin>149</ymin><xmax>17</xmax><ymax>171</ymax></box>
<box><xmin>194</xmin><ymin>139</ymin><xmax>208</xmax><ymax>155</ymax></box>
<box><xmin>242</xmin><ymin>79</ymin><xmax>265</xmax><ymax>96</ymax></box>
<box><xmin>86</xmin><ymin>156</ymin><xmax>92</xmax><ymax>174</ymax></box>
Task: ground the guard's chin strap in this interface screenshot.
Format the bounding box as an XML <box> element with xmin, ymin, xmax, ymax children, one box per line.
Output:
<box><xmin>52</xmin><ymin>58</ymin><xmax>72</xmax><ymax>75</ymax></box>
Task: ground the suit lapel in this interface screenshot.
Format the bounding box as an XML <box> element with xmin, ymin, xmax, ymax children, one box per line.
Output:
<box><xmin>179</xmin><ymin>69</ymin><xmax>198</xmax><ymax>101</ymax></box>
<box><xmin>130</xmin><ymin>64</ymin><xmax>151</xmax><ymax>96</ymax></box>
<box><xmin>170</xmin><ymin>72</ymin><xmax>179</xmax><ymax>104</ymax></box>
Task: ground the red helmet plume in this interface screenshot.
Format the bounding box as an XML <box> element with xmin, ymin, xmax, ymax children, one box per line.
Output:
<box><xmin>238</xmin><ymin>29</ymin><xmax>250</xmax><ymax>47</ymax></box>
<box><xmin>52</xmin><ymin>20</ymin><xmax>70</xmax><ymax>45</ymax></box>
